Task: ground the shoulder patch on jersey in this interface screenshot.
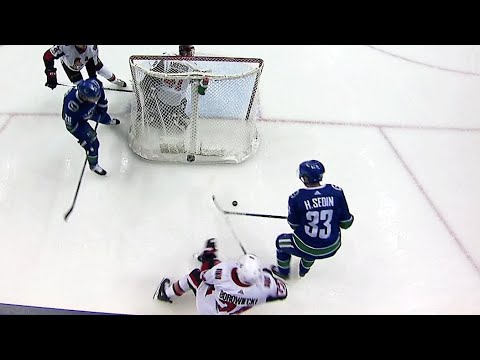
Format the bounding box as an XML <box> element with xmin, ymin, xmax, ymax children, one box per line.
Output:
<box><xmin>331</xmin><ymin>184</ymin><xmax>343</xmax><ymax>191</ymax></box>
<box><xmin>67</xmin><ymin>100</ymin><xmax>79</xmax><ymax>112</ymax></box>
<box><xmin>290</xmin><ymin>190</ymin><xmax>300</xmax><ymax>199</ymax></box>
<box><xmin>50</xmin><ymin>45</ymin><xmax>63</xmax><ymax>57</ymax></box>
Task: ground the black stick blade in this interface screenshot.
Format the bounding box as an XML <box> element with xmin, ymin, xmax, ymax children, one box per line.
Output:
<box><xmin>64</xmin><ymin>208</ymin><xmax>73</xmax><ymax>222</ymax></box>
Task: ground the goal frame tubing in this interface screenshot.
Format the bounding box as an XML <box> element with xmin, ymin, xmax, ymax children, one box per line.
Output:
<box><xmin>129</xmin><ymin>55</ymin><xmax>264</xmax><ymax>121</ymax></box>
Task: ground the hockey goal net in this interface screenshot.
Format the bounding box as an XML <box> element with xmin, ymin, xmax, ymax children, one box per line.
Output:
<box><xmin>128</xmin><ymin>55</ymin><xmax>264</xmax><ymax>163</ymax></box>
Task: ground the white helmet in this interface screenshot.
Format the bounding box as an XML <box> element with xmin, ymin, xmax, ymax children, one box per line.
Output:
<box><xmin>237</xmin><ymin>254</ymin><xmax>263</xmax><ymax>285</ymax></box>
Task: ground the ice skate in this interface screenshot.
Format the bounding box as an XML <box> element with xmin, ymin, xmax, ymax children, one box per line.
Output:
<box><xmin>90</xmin><ymin>164</ymin><xmax>107</xmax><ymax>176</ymax></box>
<box><xmin>111</xmin><ymin>78</ymin><xmax>127</xmax><ymax>87</ymax></box>
<box><xmin>157</xmin><ymin>278</ymin><xmax>172</xmax><ymax>303</ymax></box>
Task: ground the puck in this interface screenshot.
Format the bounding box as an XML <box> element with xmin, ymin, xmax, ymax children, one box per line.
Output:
<box><xmin>232</xmin><ymin>201</ymin><xmax>238</xmax><ymax>206</ymax></box>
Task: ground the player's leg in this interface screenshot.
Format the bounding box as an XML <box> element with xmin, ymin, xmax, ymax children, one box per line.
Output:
<box><xmin>150</xmin><ymin>96</ymin><xmax>169</xmax><ymax>134</ymax></box>
<box><xmin>158</xmin><ymin>238</ymin><xmax>220</xmax><ymax>303</ymax></box>
<box><xmin>197</xmin><ymin>238</ymin><xmax>220</xmax><ymax>271</ymax></box>
<box><xmin>298</xmin><ymin>249</ymin><xmax>341</xmax><ymax>277</ymax></box>
<box><xmin>61</xmin><ymin>62</ymin><xmax>83</xmax><ymax>84</ymax></box>
<box><xmin>297</xmin><ymin>235</ymin><xmax>343</xmax><ymax>277</ymax></box>
<box><xmin>177</xmin><ymin>98</ymin><xmax>190</xmax><ymax>130</ymax></box>
<box><xmin>170</xmin><ymin>98</ymin><xmax>190</xmax><ymax>131</ymax></box>
<box><xmin>67</xmin><ymin>121</ymin><xmax>106</xmax><ymax>176</ymax></box>
<box><xmin>95</xmin><ymin>58</ymin><xmax>127</xmax><ymax>87</ymax></box>
<box><xmin>157</xmin><ymin>268</ymin><xmax>203</xmax><ymax>303</ymax></box>
<box><xmin>273</xmin><ymin>233</ymin><xmax>307</xmax><ymax>279</ymax></box>
<box><xmin>299</xmin><ymin>258</ymin><xmax>315</xmax><ymax>277</ymax></box>
<box><xmin>195</xmin><ymin>282</ymin><xmax>220</xmax><ymax>315</ymax></box>
<box><xmin>274</xmin><ymin>233</ymin><xmax>297</xmax><ymax>279</ymax></box>
<box><xmin>161</xmin><ymin>103</ymin><xmax>182</xmax><ymax>134</ymax></box>
<box><xmin>153</xmin><ymin>97</ymin><xmax>187</xmax><ymax>134</ymax></box>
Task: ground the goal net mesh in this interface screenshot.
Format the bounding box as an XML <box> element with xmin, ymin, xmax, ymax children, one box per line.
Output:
<box><xmin>128</xmin><ymin>55</ymin><xmax>264</xmax><ymax>163</ymax></box>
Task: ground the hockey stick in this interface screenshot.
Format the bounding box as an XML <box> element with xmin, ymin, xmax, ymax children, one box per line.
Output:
<box><xmin>63</xmin><ymin>121</ymin><xmax>99</xmax><ymax>222</ymax></box>
<box><xmin>57</xmin><ymin>82</ymin><xmax>133</xmax><ymax>93</ymax></box>
<box><xmin>152</xmin><ymin>282</ymin><xmax>161</xmax><ymax>300</ymax></box>
<box><xmin>211</xmin><ymin>195</ymin><xmax>287</xmax><ymax>220</ymax></box>
<box><xmin>211</xmin><ymin>195</ymin><xmax>247</xmax><ymax>254</ymax></box>
<box><xmin>224</xmin><ymin>215</ymin><xmax>247</xmax><ymax>255</ymax></box>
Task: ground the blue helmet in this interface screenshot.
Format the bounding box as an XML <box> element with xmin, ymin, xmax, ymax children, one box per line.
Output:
<box><xmin>77</xmin><ymin>78</ymin><xmax>102</xmax><ymax>103</ymax></box>
<box><xmin>298</xmin><ymin>160</ymin><xmax>325</xmax><ymax>184</ymax></box>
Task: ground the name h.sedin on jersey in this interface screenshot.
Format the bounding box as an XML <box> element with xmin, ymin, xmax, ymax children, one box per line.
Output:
<box><xmin>304</xmin><ymin>196</ymin><xmax>334</xmax><ymax>210</ymax></box>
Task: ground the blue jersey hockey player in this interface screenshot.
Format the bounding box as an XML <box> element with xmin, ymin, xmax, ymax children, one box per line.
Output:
<box><xmin>62</xmin><ymin>78</ymin><xmax>120</xmax><ymax>176</ymax></box>
<box><xmin>272</xmin><ymin>160</ymin><xmax>354</xmax><ymax>279</ymax></box>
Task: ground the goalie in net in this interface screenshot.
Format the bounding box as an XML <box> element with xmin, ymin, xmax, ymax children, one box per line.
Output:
<box><xmin>129</xmin><ymin>48</ymin><xmax>264</xmax><ymax>164</ymax></box>
<box><xmin>135</xmin><ymin>45</ymin><xmax>208</xmax><ymax>133</ymax></box>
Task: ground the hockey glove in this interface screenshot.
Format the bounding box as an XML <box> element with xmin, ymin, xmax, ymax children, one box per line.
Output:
<box><xmin>198</xmin><ymin>77</ymin><xmax>209</xmax><ymax>95</ymax></box>
<box><xmin>45</xmin><ymin>68</ymin><xmax>57</xmax><ymax>89</ymax></box>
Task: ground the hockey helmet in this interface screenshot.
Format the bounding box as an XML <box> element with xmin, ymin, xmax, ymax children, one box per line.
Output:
<box><xmin>298</xmin><ymin>160</ymin><xmax>325</xmax><ymax>184</ymax></box>
<box><xmin>237</xmin><ymin>254</ymin><xmax>263</xmax><ymax>285</ymax></box>
<box><xmin>77</xmin><ymin>78</ymin><xmax>102</xmax><ymax>103</ymax></box>
<box><xmin>75</xmin><ymin>45</ymin><xmax>87</xmax><ymax>53</ymax></box>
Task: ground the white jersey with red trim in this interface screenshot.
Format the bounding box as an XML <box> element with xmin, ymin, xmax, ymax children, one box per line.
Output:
<box><xmin>195</xmin><ymin>260</ymin><xmax>288</xmax><ymax>315</ymax></box>
<box><xmin>138</xmin><ymin>53</ymin><xmax>199</xmax><ymax>106</ymax></box>
<box><xmin>48</xmin><ymin>45</ymin><xmax>99</xmax><ymax>72</ymax></box>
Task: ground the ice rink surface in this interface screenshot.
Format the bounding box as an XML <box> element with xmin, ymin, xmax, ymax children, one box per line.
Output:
<box><xmin>0</xmin><ymin>45</ymin><xmax>479</xmax><ymax>315</ymax></box>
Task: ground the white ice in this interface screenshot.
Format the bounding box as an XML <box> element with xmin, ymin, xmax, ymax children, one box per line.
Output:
<box><xmin>0</xmin><ymin>45</ymin><xmax>479</xmax><ymax>315</ymax></box>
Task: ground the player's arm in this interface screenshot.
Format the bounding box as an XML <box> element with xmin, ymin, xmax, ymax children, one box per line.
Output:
<box><xmin>90</xmin><ymin>82</ymin><xmax>116</xmax><ymax>125</ymax></box>
<box><xmin>62</xmin><ymin>90</ymin><xmax>82</xmax><ymax>131</ymax></box>
<box><xmin>43</xmin><ymin>45</ymin><xmax>64</xmax><ymax>89</ymax></box>
<box><xmin>197</xmin><ymin>77</ymin><xmax>209</xmax><ymax>95</ymax></box>
<box><xmin>200</xmin><ymin>265</ymin><xmax>219</xmax><ymax>286</ymax></box>
<box><xmin>262</xmin><ymin>268</ymin><xmax>288</xmax><ymax>302</ymax></box>
<box><xmin>336</xmin><ymin>187</ymin><xmax>354</xmax><ymax>229</ymax></box>
<box><xmin>340</xmin><ymin>214</ymin><xmax>354</xmax><ymax>229</ymax></box>
<box><xmin>43</xmin><ymin>45</ymin><xmax>64</xmax><ymax>70</ymax></box>
<box><xmin>95</xmin><ymin>82</ymin><xmax>108</xmax><ymax>113</ymax></box>
<box><xmin>287</xmin><ymin>194</ymin><xmax>300</xmax><ymax>230</ymax></box>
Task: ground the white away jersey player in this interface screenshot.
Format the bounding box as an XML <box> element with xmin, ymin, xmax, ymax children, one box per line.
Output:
<box><xmin>195</xmin><ymin>261</ymin><xmax>288</xmax><ymax>315</ymax></box>
<box><xmin>138</xmin><ymin>54</ymin><xmax>200</xmax><ymax>106</ymax></box>
<box><xmin>48</xmin><ymin>45</ymin><xmax>100</xmax><ymax>72</ymax></box>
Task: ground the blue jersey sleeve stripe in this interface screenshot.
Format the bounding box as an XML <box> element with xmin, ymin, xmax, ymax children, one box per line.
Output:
<box><xmin>340</xmin><ymin>215</ymin><xmax>353</xmax><ymax>223</ymax></box>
